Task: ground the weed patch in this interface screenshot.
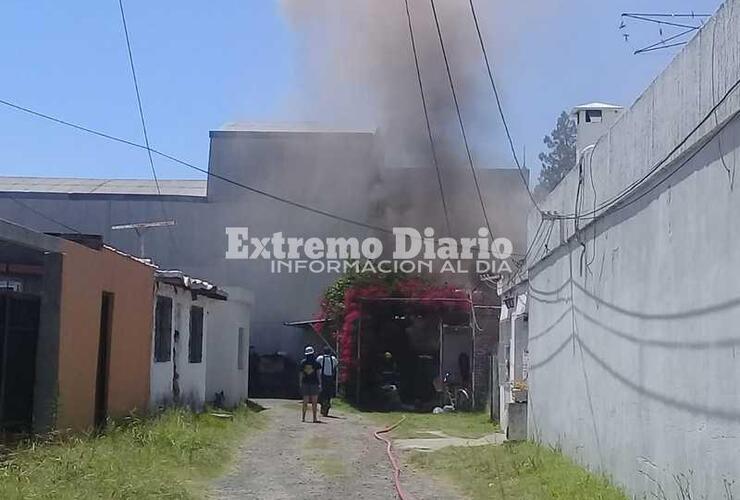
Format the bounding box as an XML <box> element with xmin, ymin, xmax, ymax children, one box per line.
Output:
<box><xmin>0</xmin><ymin>406</ymin><xmax>264</xmax><ymax>499</ymax></box>
<box><xmin>409</xmin><ymin>441</ymin><xmax>627</xmax><ymax>500</ymax></box>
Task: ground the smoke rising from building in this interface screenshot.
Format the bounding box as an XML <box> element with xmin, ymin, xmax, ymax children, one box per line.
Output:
<box><xmin>280</xmin><ymin>0</ymin><xmax>504</xmax><ymax>169</ymax></box>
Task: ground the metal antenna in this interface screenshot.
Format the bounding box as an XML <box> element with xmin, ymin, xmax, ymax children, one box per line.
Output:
<box><xmin>618</xmin><ymin>12</ymin><xmax>711</xmax><ymax>55</ymax></box>
<box><xmin>111</xmin><ymin>220</ymin><xmax>175</xmax><ymax>258</ymax></box>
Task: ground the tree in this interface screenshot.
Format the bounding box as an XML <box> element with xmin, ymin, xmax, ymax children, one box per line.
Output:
<box><xmin>537</xmin><ymin>111</ymin><xmax>576</xmax><ymax>192</ymax></box>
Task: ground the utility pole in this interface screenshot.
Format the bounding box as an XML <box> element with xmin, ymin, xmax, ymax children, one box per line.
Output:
<box><xmin>111</xmin><ymin>220</ymin><xmax>175</xmax><ymax>258</ymax></box>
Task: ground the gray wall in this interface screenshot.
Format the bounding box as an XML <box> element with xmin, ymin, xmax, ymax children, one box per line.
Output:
<box><xmin>0</xmin><ymin>129</ymin><xmax>380</xmax><ymax>360</ymax></box>
<box><xmin>526</xmin><ymin>2</ymin><xmax>740</xmax><ymax>498</ymax></box>
<box><xmin>0</xmin><ymin>128</ymin><xmax>529</xmax><ymax>367</ymax></box>
<box><xmin>206</xmin><ymin>129</ymin><xmax>381</xmax><ymax>355</ymax></box>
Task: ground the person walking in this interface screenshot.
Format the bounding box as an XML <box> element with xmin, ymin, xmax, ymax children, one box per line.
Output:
<box><xmin>299</xmin><ymin>346</ymin><xmax>322</xmax><ymax>423</ymax></box>
<box><xmin>316</xmin><ymin>346</ymin><xmax>338</xmax><ymax>417</ymax></box>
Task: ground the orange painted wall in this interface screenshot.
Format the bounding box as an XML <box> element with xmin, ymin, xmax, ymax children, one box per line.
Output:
<box><xmin>56</xmin><ymin>241</ymin><xmax>154</xmax><ymax>430</ymax></box>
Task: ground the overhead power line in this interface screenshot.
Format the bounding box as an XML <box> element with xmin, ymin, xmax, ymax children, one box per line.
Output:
<box><xmin>117</xmin><ymin>0</ymin><xmax>179</xmax><ymax>257</ymax></box>
<box><xmin>117</xmin><ymin>0</ymin><xmax>161</xmax><ymax>196</ymax></box>
<box><xmin>403</xmin><ymin>0</ymin><xmax>451</xmax><ymax>236</ymax></box>
<box><xmin>580</xmin><ymin>110</ymin><xmax>737</xmax><ymax>225</ymax></box>
<box><xmin>8</xmin><ymin>196</ymin><xmax>82</xmax><ymax>233</ymax></box>
<box><xmin>429</xmin><ymin>0</ymin><xmax>493</xmax><ymax>236</ymax></box>
<box><xmin>555</xmin><ymin>74</ymin><xmax>740</xmax><ymax>221</ymax></box>
<box><xmin>466</xmin><ymin>0</ymin><xmax>543</xmax><ymax>215</ymax></box>
<box><xmin>0</xmin><ymin>97</ymin><xmax>530</xmax><ymax>257</ymax></box>
<box><xmin>0</xmin><ymin>97</ymin><xmax>392</xmax><ymax>235</ymax></box>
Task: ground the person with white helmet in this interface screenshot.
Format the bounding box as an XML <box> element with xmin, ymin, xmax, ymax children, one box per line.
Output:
<box><xmin>298</xmin><ymin>345</ymin><xmax>322</xmax><ymax>423</ymax></box>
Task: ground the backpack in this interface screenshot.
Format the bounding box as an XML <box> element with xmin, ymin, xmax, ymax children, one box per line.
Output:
<box><xmin>321</xmin><ymin>355</ymin><xmax>337</xmax><ymax>376</ymax></box>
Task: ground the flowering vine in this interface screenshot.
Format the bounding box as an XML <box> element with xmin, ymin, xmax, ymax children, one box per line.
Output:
<box><xmin>314</xmin><ymin>270</ymin><xmax>468</xmax><ymax>382</ymax></box>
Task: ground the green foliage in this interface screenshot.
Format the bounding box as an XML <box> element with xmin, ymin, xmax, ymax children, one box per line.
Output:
<box><xmin>409</xmin><ymin>441</ymin><xmax>627</xmax><ymax>500</ymax></box>
<box><xmin>538</xmin><ymin>111</ymin><xmax>577</xmax><ymax>192</ymax></box>
<box><xmin>0</xmin><ymin>407</ymin><xmax>264</xmax><ymax>499</ymax></box>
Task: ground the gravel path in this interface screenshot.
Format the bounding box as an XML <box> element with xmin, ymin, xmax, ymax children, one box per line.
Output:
<box><xmin>210</xmin><ymin>399</ymin><xmax>463</xmax><ymax>500</ymax></box>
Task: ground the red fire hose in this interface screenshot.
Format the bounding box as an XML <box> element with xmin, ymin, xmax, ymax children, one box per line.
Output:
<box><xmin>374</xmin><ymin>416</ymin><xmax>414</xmax><ymax>500</ymax></box>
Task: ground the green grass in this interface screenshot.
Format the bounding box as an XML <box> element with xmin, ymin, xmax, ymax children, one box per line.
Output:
<box><xmin>332</xmin><ymin>399</ymin><xmax>498</xmax><ymax>439</ymax></box>
<box><xmin>409</xmin><ymin>441</ymin><xmax>627</xmax><ymax>500</ymax></box>
<box><xmin>0</xmin><ymin>406</ymin><xmax>265</xmax><ymax>500</ymax></box>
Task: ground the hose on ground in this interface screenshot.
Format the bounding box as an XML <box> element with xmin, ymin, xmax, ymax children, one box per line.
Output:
<box><xmin>374</xmin><ymin>416</ymin><xmax>414</xmax><ymax>500</ymax></box>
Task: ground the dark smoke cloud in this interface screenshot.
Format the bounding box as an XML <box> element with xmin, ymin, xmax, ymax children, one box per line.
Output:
<box><xmin>280</xmin><ymin>0</ymin><xmax>511</xmax><ymax>169</ymax></box>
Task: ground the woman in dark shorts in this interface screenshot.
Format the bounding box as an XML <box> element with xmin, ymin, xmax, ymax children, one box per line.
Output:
<box><xmin>299</xmin><ymin>346</ymin><xmax>322</xmax><ymax>423</ymax></box>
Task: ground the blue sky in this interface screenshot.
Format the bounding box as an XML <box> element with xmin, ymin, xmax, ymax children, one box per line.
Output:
<box><xmin>0</xmin><ymin>0</ymin><xmax>724</xmax><ymax>181</ymax></box>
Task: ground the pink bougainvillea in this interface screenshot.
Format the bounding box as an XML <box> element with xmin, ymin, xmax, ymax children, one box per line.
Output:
<box><xmin>315</xmin><ymin>275</ymin><xmax>469</xmax><ymax>383</ymax></box>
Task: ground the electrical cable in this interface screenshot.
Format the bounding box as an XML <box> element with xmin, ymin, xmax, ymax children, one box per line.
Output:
<box><xmin>710</xmin><ymin>16</ymin><xmax>735</xmax><ymax>189</ymax></box>
<box><xmin>591</xmin><ymin>112</ymin><xmax>738</xmax><ymax>222</ymax></box>
<box><xmin>429</xmin><ymin>0</ymin><xmax>493</xmax><ymax>237</ymax></box>
<box><xmin>8</xmin><ymin>197</ymin><xmax>82</xmax><ymax>233</ymax></box>
<box><xmin>573</xmin><ymin>152</ymin><xmax>588</xmax><ymax>276</ymax></box>
<box><xmin>533</xmin><ymin>218</ymin><xmax>555</xmax><ymax>262</ymax></box>
<box><xmin>0</xmin><ymin>97</ymin><xmax>394</xmax><ymax>235</ymax></box>
<box><xmin>118</xmin><ymin>0</ymin><xmax>161</xmax><ymax>197</ymax></box>
<box><xmin>535</xmin><ymin>111</ymin><xmax>738</xmax><ymax>271</ymax></box>
<box><xmin>553</xmin><ymin>74</ymin><xmax>740</xmax><ymax>221</ymax></box>
<box><xmin>403</xmin><ymin>0</ymin><xmax>451</xmax><ymax>237</ymax></box>
<box><xmin>0</xmin><ymin>97</ymin><xmax>535</xmax><ymax>256</ymax></box>
<box><xmin>505</xmin><ymin>218</ymin><xmax>545</xmax><ymax>286</ymax></box>
<box><xmin>117</xmin><ymin>0</ymin><xmax>179</xmax><ymax>257</ymax></box>
<box><xmin>466</xmin><ymin>0</ymin><xmax>543</xmax><ymax>215</ymax></box>
<box><xmin>584</xmin><ymin>148</ymin><xmax>598</xmax><ymax>271</ymax></box>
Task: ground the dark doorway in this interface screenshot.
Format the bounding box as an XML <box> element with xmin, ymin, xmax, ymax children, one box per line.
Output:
<box><xmin>0</xmin><ymin>293</ymin><xmax>41</xmax><ymax>432</ymax></box>
<box><xmin>94</xmin><ymin>292</ymin><xmax>114</xmax><ymax>428</ymax></box>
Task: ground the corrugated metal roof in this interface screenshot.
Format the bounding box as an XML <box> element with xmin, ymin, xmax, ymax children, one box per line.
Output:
<box><xmin>0</xmin><ymin>177</ymin><xmax>207</xmax><ymax>197</ymax></box>
<box><xmin>155</xmin><ymin>269</ymin><xmax>228</xmax><ymax>300</ymax></box>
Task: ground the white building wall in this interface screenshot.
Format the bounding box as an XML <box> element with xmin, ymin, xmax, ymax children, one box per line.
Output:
<box><xmin>526</xmin><ymin>2</ymin><xmax>740</xmax><ymax>498</ymax></box>
<box><xmin>498</xmin><ymin>293</ymin><xmax>528</xmax><ymax>435</ymax></box>
<box><xmin>205</xmin><ymin>286</ymin><xmax>254</xmax><ymax>407</ymax></box>
<box><xmin>573</xmin><ymin>106</ymin><xmax>624</xmax><ymax>161</ymax></box>
<box><xmin>150</xmin><ymin>282</ymin><xmax>211</xmax><ymax>410</ymax></box>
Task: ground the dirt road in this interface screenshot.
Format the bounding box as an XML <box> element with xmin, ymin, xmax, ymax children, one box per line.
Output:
<box><xmin>211</xmin><ymin>399</ymin><xmax>462</xmax><ymax>499</ymax></box>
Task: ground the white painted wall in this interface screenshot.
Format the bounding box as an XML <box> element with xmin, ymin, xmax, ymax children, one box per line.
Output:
<box><xmin>526</xmin><ymin>2</ymin><xmax>740</xmax><ymax>497</ymax></box>
<box><xmin>499</xmin><ymin>293</ymin><xmax>528</xmax><ymax>434</ymax></box>
<box><xmin>205</xmin><ymin>286</ymin><xmax>253</xmax><ymax>407</ymax></box>
<box><xmin>150</xmin><ymin>282</ymin><xmax>212</xmax><ymax>410</ymax></box>
<box><xmin>573</xmin><ymin>106</ymin><xmax>624</xmax><ymax>162</ymax></box>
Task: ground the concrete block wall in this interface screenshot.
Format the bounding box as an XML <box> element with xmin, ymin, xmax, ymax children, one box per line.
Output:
<box><xmin>525</xmin><ymin>1</ymin><xmax>740</xmax><ymax>498</ymax></box>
